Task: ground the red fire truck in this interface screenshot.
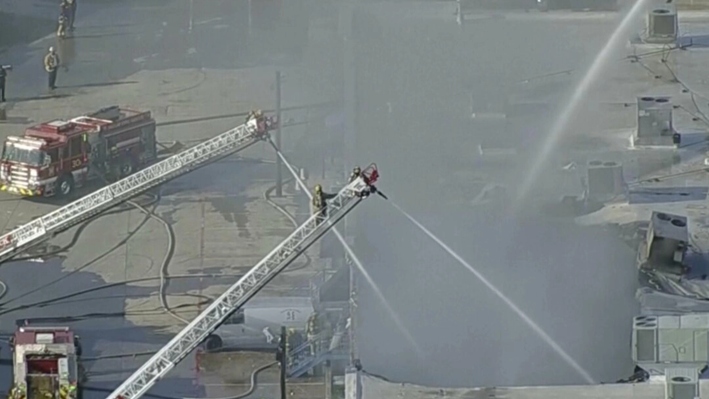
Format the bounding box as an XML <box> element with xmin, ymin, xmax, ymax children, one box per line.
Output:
<box><xmin>0</xmin><ymin>106</ymin><xmax>157</xmax><ymax>198</ymax></box>
<box><xmin>8</xmin><ymin>326</ymin><xmax>83</xmax><ymax>399</ymax></box>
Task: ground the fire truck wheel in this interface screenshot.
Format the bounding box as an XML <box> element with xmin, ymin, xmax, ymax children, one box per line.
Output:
<box><xmin>57</xmin><ymin>175</ymin><xmax>75</xmax><ymax>197</ymax></box>
<box><xmin>118</xmin><ymin>159</ymin><xmax>135</xmax><ymax>178</ymax></box>
<box><xmin>205</xmin><ymin>334</ymin><xmax>222</xmax><ymax>351</ymax></box>
<box><xmin>78</xmin><ymin>364</ymin><xmax>87</xmax><ymax>384</ymax></box>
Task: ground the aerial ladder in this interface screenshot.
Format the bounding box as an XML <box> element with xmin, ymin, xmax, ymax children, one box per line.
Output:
<box><xmin>0</xmin><ymin>115</ymin><xmax>277</xmax><ymax>264</ymax></box>
<box><xmin>105</xmin><ymin>164</ymin><xmax>382</xmax><ymax>399</ymax></box>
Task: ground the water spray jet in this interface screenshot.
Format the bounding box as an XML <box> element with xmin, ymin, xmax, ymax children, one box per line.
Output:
<box><xmin>390</xmin><ymin>202</ymin><xmax>596</xmax><ymax>384</ymax></box>
<box><xmin>513</xmin><ymin>0</ymin><xmax>650</xmax><ymax>210</ymax></box>
<box><xmin>267</xmin><ymin>140</ymin><xmax>424</xmax><ymax>358</ymax></box>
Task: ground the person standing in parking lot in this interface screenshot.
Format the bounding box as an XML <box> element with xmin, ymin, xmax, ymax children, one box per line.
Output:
<box><xmin>44</xmin><ymin>47</ymin><xmax>61</xmax><ymax>90</ymax></box>
<box><xmin>66</xmin><ymin>0</ymin><xmax>77</xmax><ymax>31</ymax></box>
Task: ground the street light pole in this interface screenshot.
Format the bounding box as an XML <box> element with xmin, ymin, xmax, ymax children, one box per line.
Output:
<box><xmin>188</xmin><ymin>0</ymin><xmax>194</xmax><ymax>33</ymax></box>
<box><xmin>247</xmin><ymin>0</ymin><xmax>253</xmax><ymax>38</ymax></box>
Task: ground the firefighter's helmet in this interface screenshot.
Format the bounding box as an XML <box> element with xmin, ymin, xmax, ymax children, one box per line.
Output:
<box><xmin>314</xmin><ymin>184</ymin><xmax>322</xmax><ymax>193</ymax></box>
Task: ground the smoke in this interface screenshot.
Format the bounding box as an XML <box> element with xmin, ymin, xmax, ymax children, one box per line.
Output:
<box><xmin>326</xmin><ymin>2</ymin><xmax>641</xmax><ymax>388</ymax></box>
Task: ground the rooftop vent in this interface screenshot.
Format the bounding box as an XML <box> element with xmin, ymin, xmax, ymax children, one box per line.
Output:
<box><xmin>665</xmin><ymin>367</ymin><xmax>699</xmax><ymax>399</ymax></box>
<box><xmin>647</xmin><ymin>7</ymin><xmax>678</xmax><ymax>44</ymax></box>
<box><xmin>586</xmin><ymin>160</ymin><xmax>624</xmax><ymax>200</ymax></box>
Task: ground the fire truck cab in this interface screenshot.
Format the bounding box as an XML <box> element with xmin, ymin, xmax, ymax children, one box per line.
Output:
<box><xmin>8</xmin><ymin>326</ymin><xmax>82</xmax><ymax>399</ymax></box>
<box><xmin>0</xmin><ymin>106</ymin><xmax>157</xmax><ymax>198</ymax></box>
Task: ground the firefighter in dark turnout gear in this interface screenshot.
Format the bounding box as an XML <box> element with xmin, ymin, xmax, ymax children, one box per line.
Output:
<box><xmin>311</xmin><ymin>184</ymin><xmax>337</xmax><ymax>222</ymax></box>
<box><xmin>44</xmin><ymin>47</ymin><xmax>60</xmax><ymax>90</ymax></box>
<box><xmin>65</xmin><ymin>0</ymin><xmax>77</xmax><ymax>31</ymax></box>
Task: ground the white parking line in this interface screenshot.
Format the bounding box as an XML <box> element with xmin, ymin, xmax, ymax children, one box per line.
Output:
<box><xmin>29</xmin><ymin>33</ymin><xmax>55</xmax><ymax>47</ymax></box>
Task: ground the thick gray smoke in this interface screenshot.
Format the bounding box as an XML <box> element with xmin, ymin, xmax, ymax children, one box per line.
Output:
<box><xmin>341</xmin><ymin>3</ymin><xmax>640</xmax><ymax>388</ymax></box>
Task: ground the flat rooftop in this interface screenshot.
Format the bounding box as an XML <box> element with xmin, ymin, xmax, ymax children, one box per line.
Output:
<box><xmin>349</xmin><ymin>0</ymin><xmax>709</xmax><ymax>394</ymax></box>
<box><xmin>358</xmin><ymin>372</ymin><xmax>709</xmax><ymax>399</ymax></box>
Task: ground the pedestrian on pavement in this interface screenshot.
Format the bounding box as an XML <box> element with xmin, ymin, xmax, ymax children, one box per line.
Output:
<box><xmin>44</xmin><ymin>47</ymin><xmax>61</xmax><ymax>91</ymax></box>
<box><xmin>58</xmin><ymin>1</ymin><xmax>70</xmax><ymax>38</ymax></box>
<box><xmin>66</xmin><ymin>0</ymin><xmax>77</xmax><ymax>31</ymax></box>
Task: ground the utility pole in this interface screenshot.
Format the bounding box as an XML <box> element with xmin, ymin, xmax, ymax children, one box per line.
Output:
<box><xmin>279</xmin><ymin>326</ymin><xmax>287</xmax><ymax>399</ymax></box>
<box><xmin>340</xmin><ymin>0</ymin><xmax>358</xmax><ymax>366</ymax></box>
<box><xmin>188</xmin><ymin>0</ymin><xmax>194</xmax><ymax>33</ymax></box>
<box><xmin>275</xmin><ymin>70</ymin><xmax>283</xmax><ymax>197</ymax></box>
<box><xmin>247</xmin><ymin>0</ymin><xmax>253</xmax><ymax>38</ymax></box>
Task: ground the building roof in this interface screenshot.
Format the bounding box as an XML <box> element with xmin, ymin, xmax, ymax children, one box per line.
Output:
<box><xmin>359</xmin><ymin>373</ymin><xmax>708</xmax><ymax>399</ymax></box>
<box><xmin>350</xmin><ymin>0</ymin><xmax>709</xmax><ymax>394</ymax></box>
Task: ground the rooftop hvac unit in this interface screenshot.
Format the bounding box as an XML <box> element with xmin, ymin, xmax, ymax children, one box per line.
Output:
<box><xmin>646</xmin><ymin>211</ymin><xmax>688</xmax><ymax>265</ymax></box>
<box><xmin>635</xmin><ymin>96</ymin><xmax>675</xmax><ymax>146</ymax></box>
<box><xmin>664</xmin><ymin>368</ymin><xmax>699</xmax><ymax>399</ymax></box>
<box><xmin>586</xmin><ymin>160</ymin><xmax>624</xmax><ymax>200</ymax></box>
<box><xmin>634</xmin><ymin>314</ymin><xmax>709</xmax><ymax>376</ymax></box>
<box><xmin>633</xmin><ymin>316</ymin><xmax>658</xmax><ymax>363</ymax></box>
<box><xmin>647</xmin><ymin>7</ymin><xmax>678</xmax><ymax>44</ymax></box>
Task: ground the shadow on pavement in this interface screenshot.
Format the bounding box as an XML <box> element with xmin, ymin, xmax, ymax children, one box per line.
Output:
<box><xmin>60</xmin><ymin>80</ymin><xmax>139</xmax><ymax>89</ymax></box>
<box><xmin>9</xmin><ymin>93</ymin><xmax>73</xmax><ymax>102</ymax></box>
<box><xmin>0</xmin><ymin>11</ymin><xmax>55</xmax><ymax>51</ymax></box>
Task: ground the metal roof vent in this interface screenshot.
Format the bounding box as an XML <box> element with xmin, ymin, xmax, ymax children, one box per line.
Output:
<box><xmin>664</xmin><ymin>367</ymin><xmax>699</xmax><ymax>399</ymax></box>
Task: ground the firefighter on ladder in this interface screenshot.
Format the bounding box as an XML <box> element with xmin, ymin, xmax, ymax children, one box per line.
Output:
<box><xmin>306</xmin><ymin>313</ymin><xmax>320</xmax><ymax>356</ymax></box>
<box><xmin>348</xmin><ymin>165</ymin><xmax>380</xmax><ymax>198</ymax></box>
<box><xmin>349</xmin><ymin>166</ymin><xmax>370</xmax><ymax>184</ymax></box>
<box><xmin>312</xmin><ymin>184</ymin><xmax>337</xmax><ymax>223</ymax></box>
<box><xmin>245</xmin><ymin>109</ymin><xmax>266</xmax><ymax>133</ymax></box>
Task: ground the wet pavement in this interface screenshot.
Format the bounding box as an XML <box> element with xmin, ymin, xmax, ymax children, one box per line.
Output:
<box><xmin>0</xmin><ymin>0</ymin><xmax>333</xmax><ymax>397</ymax></box>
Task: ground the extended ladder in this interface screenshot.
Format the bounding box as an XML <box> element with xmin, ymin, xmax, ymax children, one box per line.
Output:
<box><xmin>0</xmin><ymin>118</ymin><xmax>274</xmax><ymax>264</ymax></box>
<box><xmin>105</xmin><ymin>166</ymin><xmax>380</xmax><ymax>399</ymax></box>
